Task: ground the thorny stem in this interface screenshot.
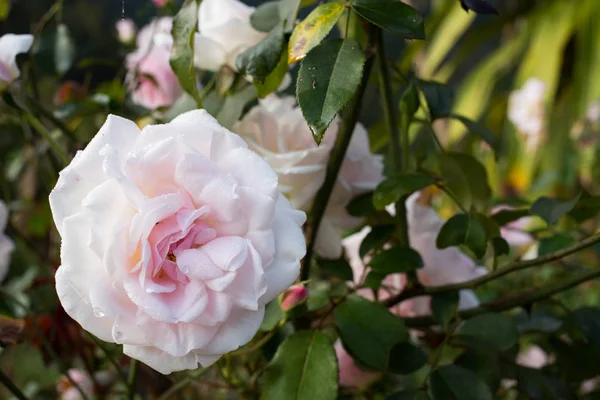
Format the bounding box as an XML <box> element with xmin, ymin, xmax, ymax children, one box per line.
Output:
<box><xmin>300</xmin><ymin>35</ymin><xmax>376</xmax><ymax>282</ymax></box>
<box><xmin>0</xmin><ymin>368</ymin><xmax>29</xmax><ymax>400</ymax></box>
<box><xmin>382</xmin><ymin>232</ymin><xmax>600</xmax><ymax>309</ymax></box>
<box><xmin>402</xmin><ymin>267</ymin><xmax>600</xmax><ymax>329</ymax></box>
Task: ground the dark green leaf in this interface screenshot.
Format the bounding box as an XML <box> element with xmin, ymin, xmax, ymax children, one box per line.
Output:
<box><xmin>400</xmin><ymin>83</ymin><xmax>420</xmax><ymax>120</ymax></box>
<box><xmin>261</xmin><ymin>300</ymin><xmax>285</xmax><ymax>331</ymax></box>
<box><xmin>353</xmin><ymin>0</ymin><xmax>425</xmax><ymax>39</ymax></box>
<box><xmin>297</xmin><ymin>39</ymin><xmax>365</xmax><ymax>143</ymax></box>
<box><xmin>347</xmin><ymin>192</ymin><xmax>377</xmax><ymax>217</ymax></box>
<box><xmin>216</xmin><ymin>85</ymin><xmax>258</xmax><ymax>129</ymax></box>
<box><xmin>491</xmin><ymin>237</ymin><xmax>510</xmax><ymax>257</ymax></box>
<box><xmin>430</xmin><ymin>365</ymin><xmax>493</xmax><ymax>400</ymax></box>
<box><xmin>439</xmin><ymin>152</ymin><xmax>492</xmax><ymax>211</ymax></box>
<box><xmin>436</xmin><ymin>214</ymin><xmax>488</xmax><ymax>258</ymax></box>
<box><xmin>491</xmin><ymin>208</ymin><xmax>530</xmax><ymax>227</ymax></box>
<box><xmin>359</xmin><ymin>225</ymin><xmax>394</xmax><ymax>258</ymax></box>
<box><xmin>387</xmin><ymin>391</ymin><xmax>431</xmax><ymax>400</ymax></box>
<box><xmin>170</xmin><ymin>0</ymin><xmax>201</xmax><ymax>105</ymax></box>
<box><xmin>514</xmin><ymin>308</ymin><xmax>563</xmax><ymax>334</ymax></box>
<box><xmin>237</xmin><ymin>25</ymin><xmax>286</xmax><ymax>83</ymax></box>
<box><xmin>431</xmin><ymin>291</ymin><xmax>460</xmax><ymax>328</ymax></box>
<box><xmin>419</xmin><ymin>80</ymin><xmax>454</xmax><ymax>120</ymax></box>
<box><xmin>317</xmin><ymin>258</ymin><xmax>353</xmax><ymax>281</ymax></box>
<box><xmin>373</xmin><ymin>173</ymin><xmax>438</xmax><ymax>210</ymax></box>
<box><xmin>538</xmin><ymin>233</ymin><xmax>575</xmax><ymax>256</ymax></box>
<box><xmin>251</xmin><ymin>2</ymin><xmax>281</xmax><ymax>32</ymax></box>
<box><xmin>364</xmin><ymin>271</ymin><xmax>386</xmax><ymax>290</ymax></box>
<box><xmin>262</xmin><ymin>331</ymin><xmax>338</xmax><ymax>400</ymax></box>
<box><xmin>449</xmin><ymin>114</ymin><xmax>500</xmax><ymax>153</ymax></box>
<box><xmin>460</xmin><ymin>0</ymin><xmax>498</xmax><ymax>15</ymax></box>
<box><xmin>369</xmin><ymin>247</ymin><xmax>424</xmax><ymax>275</ymax></box>
<box><xmin>254</xmin><ymin>47</ymin><xmax>290</xmax><ymax>98</ymax></box>
<box><xmin>516</xmin><ymin>366</ymin><xmax>577</xmax><ymax>400</ymax></box>
<box><xmin>388</xmin><ymin>342</ymin><xmax>427</xmax><ymax>374</ymax></box>
<box><xmin>335</xmin><ymin>295</ymin><xmax>409</xmax><ymax>370</ymax></box>
<box><xmin>573</xmin><ymin>307</ymin><xmax>600</xmax><ymax>350</ymax></box>
<box><xmin>455</xmin><ymin>313</ymin><xmax>518</xmax><ymax>351</ymax></box>
<box><xmin>455</xmin><ymin>348</ymin><xmax>501</xmax><ymax>391</ymax></box>
<box><xmin>530</xmin><ymin>194</ymin><xmax>581</xmax><ymax>226</ymax></box>
<box><xmin>279</xmin><ymin>0</ymin><xmax>303</xmax><ymax>32</ymax></box>
<box><xmin>568</xmin><ymin>195</ymin><xmax>600</xmax><ymax>223</ymax></box>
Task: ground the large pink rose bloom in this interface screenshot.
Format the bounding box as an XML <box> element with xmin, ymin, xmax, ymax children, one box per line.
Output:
<box><xmin>49</xmin><ymin>110</ymin><xmax>306</xmax><ymax>374</ymax></box>
<box><xmin>335</xmin><ymin>193</ymin><xmax>486</xmax><ymax>387</ymax></box>
<box><xmin>126</xmin><ymin>18</ymin><xmax>183</xmax><ymax>110</ymax></box>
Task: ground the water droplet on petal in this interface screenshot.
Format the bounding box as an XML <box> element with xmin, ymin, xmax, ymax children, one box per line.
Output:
<box><xmin>93</xmin><ymin>307</ymin><xmax>105</xmax><ymax>317</ymax></box>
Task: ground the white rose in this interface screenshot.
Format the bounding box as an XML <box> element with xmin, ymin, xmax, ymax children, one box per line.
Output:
<box><xmin>233</xmin><ymin>95</ymin><xmax>384</xmax><ymax>259</ymax></box>
<box><xmin>50</xmin><ymin>110</ymin><xmax>306</xmax><ymax>374</ymax></box>
<box><xmin>0</xmin><ymin>201</ymin><xmax>14</xmax><ymax>282</ymax></box>
<box><xmin>194</xmin><ymin>0</ymin><xmax>266</xmax><ymax>72</ymax></box>
<box><xmin>0</xmin><ymin>34</ymin><xmax>34</xmax><ymax>89</ymax></box>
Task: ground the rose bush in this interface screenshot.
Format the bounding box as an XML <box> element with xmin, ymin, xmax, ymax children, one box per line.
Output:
<box><xmin>49</xmin><ymin>110</ymin><xmax>306</xmax><ymax>374</ymax></box>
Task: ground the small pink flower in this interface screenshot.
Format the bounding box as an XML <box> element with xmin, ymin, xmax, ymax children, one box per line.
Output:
<box><xmin>50</xmin><ymin>110</ymin><xmax>306</xmax><ymax>374</ymax></box>
<box><xmin>126</xmin><ymin>18</ymin><xmax>183</xmax><ymax>109</ymax></box>
<box><xmin>280</xmin><ymin>285</ymin><xmax>308</xmax><ymax>311</ymax></box>
<box><xmin>152</xmin><ymin>0</ymin><xmax>169</xmax><ymax>7</ymax></box>
<box><xmin>56</xmin><ymin>369</ymin><xmax>94</xmax><ymax>400</ymax></box>
<box><xmin>116</xmin><ymin>18</ymin><xmax>136</xmax><ymax>44</ymax></box>
<box><xmin>517</xmin><ymin>345</ymin><xmax>548</xmax><ymax>369</ymax></box>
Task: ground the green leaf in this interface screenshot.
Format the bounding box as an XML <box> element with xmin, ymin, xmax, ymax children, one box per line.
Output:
<box><xmin>216</xmin><ymin>85</ymin><xmax>258</xmax><ymax>129</ymax></box>
<box><xmin>530</xmin><ymin>195</ymin><xmax>581</xmax><ymax>226</ymax></box>
<box><xmin>491</xmin><ymin>237</ymin><xmax>510</xmax><ymax>257</ymax></box>
<box><xmin>237</xmin><ymin>25</ymin><xmax>286</xmax><ymax>83</ymax></box>
<box><xmin>279</xmin><ymin>0</ymin><xmax>303</xmax><ymax>32</ymax></box>
<box><xmin>455</xmin><ymin>313</ymin><xmax>518</xmax><ymax>351</ymax></box>
<box><xmin>538</xmin><ymin>233</ymin><xmax>575</xmax><ymax>257</ymax></box>
<box><xmin>516</xmin><ymin>366</ymin><xmax>577</xmax><ymax>400</ymax></box>
<box><xmin>573</xmin><ymin>307</ymin><xmax>600</xmax><ymax>350</ymax></box>
<box><xmin>419</xmin><ymin>80</ymin><xmax>454</xmax><ymax>120</ymax></box>
<box><xmin>430</xmin><ymin>365</ymin><xmax>493</xmax><ymax>400</ymax></box>
<box><xmin>288</xmin><ymin>3</ymin><xmax>345</xmax><ymax>64</ymax></box>
<box><xmin>373</xmin><ymin>173</ymin><xmax>438</xmax><ymax>210</ymax></box>
<box><xmin>431</xmin><ymin>291</ymin><xmax>460</xmax><ymax>328</ymax></box>
<box><xmin>449</xmin><ymin>114</ymin><xmax>500</xmax><ymax>153</ymax></box>
<box><xmin>439</xmin><ymin>152</ymin><xmax>492</xmax><ymax>211</ymax></box>
<box><xmin>170</xmin><ymin>0</ymin><xmax>201</xmax><ymax>106</ymax></box>
<box><xmin>387</xmin><ymin>391</ymin><xmax>431</xmax><ymax>400</ymax></box>
<box><xmin>436</xmin><ymin>214</ymin><xmax>488</xmax><ymax>258</ymax></box>
<box><xmin>261</xmin><ymin>300</ymin><xmax>285</xmax><ymax>331</ymax></box>
<box><xmin>400</xmin><ymin>82</ymin><xmax>420</xmax><ymax>129</ymax></box>
<box><xmin>369</xmin><ymin>247</ymin><xmax>424</xmax><ymax>275</ymax></box>
<box><xmin>454</xmin><ymin>348</ymin><xmax>501</xmax><ymax>391</ymax></box>
<box><xmin>387</xmin><ymin>342</ymin><xmax>427</xmax><ymax>374</ymax></box>
<box><xmin>297</xmin><ymin>39</ymin><xmax>365</xmax><ymax>143</ymax></box>
<box><xmin>359</xmin><ymin>225</ymin><xmax>394</xmax><ymax>258</ymax></box>
<box><xmin>254</xmin><ymin>47</ymin><xmax>290</xmax><ymax>98</ymax></box>
<box><xmin>514</xmin><ymin>307</ymin><xmax>563</xmax><ymax>334</ymax></box>
<box><xmin>364</xmin><ymin>271</ymin><xmax>386</xmax><ymax>290</ymax></box>
<box><xmin>262</xmin><ymin>331</ymin><xmax>338</xmax><ymax>400</ymax></box>
<box><xmin>491</xmin><ymin>208</ymin><xmax>530</xmax><ymax>227</ymax></box>
<box><xmin>317</xmin><ymin>258</ymin><xmax>354</xmax><ymax>281</ymax></box>
<box><xmin>251</xmin><ymin>2</ymin><xmax>281</xmax><ymax>33</ymax></box>
<box><xmin>347</xmin><ymin>192</ymin><xmax>377</xmax><ymax>217</ymax></box>
<box><xmin>353</xmin><ymin>0</ymin><xmax>425</xmax><ymax>39</ymax></box>
<box><xmin>335</xmin><ymin>295</ymin><xmax>409</xmax><ymax>370</ymax></box>
<box><xmin>0</xmin><ymin>0</ymin><xmax>10</xmax><ymax>20</ymax></box>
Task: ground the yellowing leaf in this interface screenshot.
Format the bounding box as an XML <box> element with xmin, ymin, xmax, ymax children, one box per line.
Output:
<box><xmin>288</xmin><ymin>3</ymin><xmax>345</xmax><ymax>64</ymax></box>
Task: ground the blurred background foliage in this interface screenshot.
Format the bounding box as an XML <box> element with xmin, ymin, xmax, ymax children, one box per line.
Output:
<box><xmin>1</xmin><ymin>0</ymin><xmax>600</xmax><ymax>399</ymax></box>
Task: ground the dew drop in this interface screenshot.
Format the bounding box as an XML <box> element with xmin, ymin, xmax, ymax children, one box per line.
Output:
<box><xmin>93</xmin><ymin>307</ymin><xmax>105</xmax><ymax>317</ymax></box>
<box><xmin>114</xmin><ymin>330</ymin><xmax>124</xmax><ymax>341</ymax></box>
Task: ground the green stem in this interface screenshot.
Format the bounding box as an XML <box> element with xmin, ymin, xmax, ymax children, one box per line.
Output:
<box><xmin>87</xmin><ymin>334</ymin><xmax>128</xmax><ymax>385</ymax></box>
<box><xmin>22</xmin><ymin>113</ymin><xmax>70</xmax><ymax>167</ymax></box>
<box><xmin>158</xmin><ymin>377</ymin><xmax>191</xmax><ymax>400</ymax></box>
<box><xmin>127</xmin><ymin>359</ymin><xmax>138</xmax><ymax>400</ymax></box>
<box><xmin>382</xmin><ymin>232</ymin><xmax>600</xmax><ymax>308</ymax></box>
<box><xmin>403</xmin><ymin>267</ymin><xmax>600</xmax><ymax>328</ymax></box>
<box><xmin>0</xmin><ymin>369</ymin><xmax>29</xmax><ymax>400</ymax></box>
<box><xmin>300</xmin><ymin>41</ymin><xmax>376</xmax><ymax>282</ymax></box>
<box><xmin>26</xmin><ymin>97</ymin><xmax>76</xmax><ymax>144</ymax></box>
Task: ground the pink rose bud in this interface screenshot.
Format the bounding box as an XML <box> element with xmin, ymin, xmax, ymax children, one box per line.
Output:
<box><xmin>280</xmin><ymin>285</ymin><xmax>308</xmax><ymax>311</ymax></box>
<box><xmin>116</xmin><ymin>18</ymin><xmax>136</xmax><ymax>44</ymax></box>
<box><xmin>152</xmin><ymin>0</ymin><xmax>169</xmax><ymax>7</ymax></box>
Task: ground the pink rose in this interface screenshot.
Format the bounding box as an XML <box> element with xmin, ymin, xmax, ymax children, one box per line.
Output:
<box><xmin>492</xmin><ymin>205</ymin><xmax>534</xmax><ymax>249</ymax></box>
<box><xmin>126</xmin><ymin>18</ymin><xmax>183</xmax><ymax>109</ymax></box>
<box><xmin>49</xmin><ymin>110</ymin><xmax>306</xmax><ymax>374</ymax></box>
<box><xmin>233</xmin><ymin>95</ymin><xmax>384</xmax><ymax>259</ymax></box>
<box><xmin>0</xmin><ymin>201</ymin><xmax>14</xmax><ymax>282</ymax></box>
<box><xmin>56</xmin><ymin>369</ymin><xmax>94</xmax><ymax>400</ymax></box>
<box><xmin>280</xmin><ymin>284</ymin><xmax>308</xmax><ymax>311</ymax></box>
